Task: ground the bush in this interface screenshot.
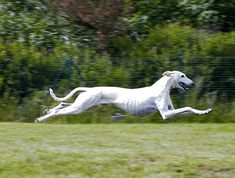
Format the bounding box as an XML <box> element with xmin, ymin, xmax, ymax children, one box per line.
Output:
<box><xmin>198</xmin><ymin>32</ymin><xmax>235</xmax><ymax>100</ymax></box>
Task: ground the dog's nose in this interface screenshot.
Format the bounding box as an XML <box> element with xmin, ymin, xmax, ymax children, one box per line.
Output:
<box><xmin>191</xmin><ymin>82</ymin><xmax>195</xmax><ymax>87</ymax></box>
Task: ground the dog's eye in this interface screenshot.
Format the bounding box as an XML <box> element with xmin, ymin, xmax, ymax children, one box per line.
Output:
<box><xmin>181</xmin><ymin>75</ymin><xmax>185</xmax><ymax>78</ymax></box>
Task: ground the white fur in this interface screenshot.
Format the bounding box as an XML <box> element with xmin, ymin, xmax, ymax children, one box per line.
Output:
<box><xmin>35</xmin><ymin>71</ymin><xmax>212</xmax><ymax>122</ymax></box>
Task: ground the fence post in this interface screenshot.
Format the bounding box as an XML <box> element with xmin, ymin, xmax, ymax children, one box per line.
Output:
<box><xmin>178</xmin><ymin>53</ymin><xmax>184</xmax><ymax>72</ymax></box>
<box><xmin>50</xmin><ymin>56</ymin><xmax>73</xmax><ymax>90</ymax></box>
<box><xmin>66</xmin><ymin>56</ymin><xmax>73</xmax><ymax>90</ymax></box>
<box><xmin>178</xmin><ymin>53</ymin><xmax>184</xmax><ymax>106</ymax></box>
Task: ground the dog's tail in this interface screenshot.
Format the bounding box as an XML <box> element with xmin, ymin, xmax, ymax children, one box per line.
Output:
<box><xmin>49</xmin><ymin>87</ymin><xmax>90</xmax><ymax>102</ymax></box>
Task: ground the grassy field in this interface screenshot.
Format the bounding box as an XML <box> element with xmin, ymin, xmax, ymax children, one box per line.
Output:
<box><xmin>0</xmin><ymin>123</ymin><xmax>234</xmax><ymax>178</ymax></box>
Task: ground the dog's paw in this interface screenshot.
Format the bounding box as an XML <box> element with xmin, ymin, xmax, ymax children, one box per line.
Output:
<box><xmin>34</xmin><ymin>118</ymin><xmax>40</xmax><ymax>123</ymax></box>
<box><xmin>197</xmin><ymin>109</ymin><xmax>212</xmax><ymax>115</ymax></box>
<box><xmin>44</xmin><ymin>109</ymin><xmax>50</xmax><ymax>114</ymax></box>
<box><xmin>49</xmin><ymin>88</ymin><xmax>53</xmax><ymax>93</ymax></box>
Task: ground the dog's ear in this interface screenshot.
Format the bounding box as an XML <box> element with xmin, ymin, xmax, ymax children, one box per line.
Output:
<box><xmin>162</xmin><ymin>71</ymin><xmax>174</xmax><ymax>77</ymax></box>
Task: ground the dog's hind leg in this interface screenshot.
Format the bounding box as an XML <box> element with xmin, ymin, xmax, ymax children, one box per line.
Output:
<box><xmin>35</xmin><ymin>91</ymin><xmax>102</xmax><ymax>123</ymax></box>
<box><xmin>44</xmin><ymin>102</ymin><xmax>71</xmax><ymax>114</ymax></box>
<box><xmin>35</xmin><ymin>106</ymin><xmax>80</xmax><ymax>123</ymax></box>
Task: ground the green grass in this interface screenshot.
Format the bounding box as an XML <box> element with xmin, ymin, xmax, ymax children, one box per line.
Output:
<box><xmin>0</xmin><ymin>123</ymin><xmax>234</xmax><ymax>178</ymax></box>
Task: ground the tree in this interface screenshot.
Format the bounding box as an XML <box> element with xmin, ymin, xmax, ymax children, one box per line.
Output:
<box><xmin>55</xmin><ymin>0</ymin><xmax>129</xmax><ymax>53</ymax></box>
<box><xmin>126</xmin><ymin>0</ymin><xmax>235</xmax><ymax>33</ymax></box>
<box><xmin>0</xmin><ymin>0</ymin><xmax>94</xmax><ymax>50</ymax></box>
<box><xmin>179</xmin><ymin>0</ymin><xmax>235</xmax><ymax>32</ymax></box>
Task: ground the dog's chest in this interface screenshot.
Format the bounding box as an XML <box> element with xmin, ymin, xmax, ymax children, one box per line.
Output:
<box><xmin>100</xmin><ymin>87</ymin><xmax>159</xmax><ymax>115</ymax></box>
<box><xmin>133</xmin><ymin>104</ymin><xmax>158</xmax><ymax>116</ymax></box>
<box><xmin>115</xmin><ymin>95</ymin><xmax>158</xmax><ymax>115</ymax></box>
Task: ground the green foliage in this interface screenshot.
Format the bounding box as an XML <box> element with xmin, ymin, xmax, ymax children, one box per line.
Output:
<box><xmin>0</xmin><ymin>40</ymin><xmax>62</xmax><ymax>97</ymax></box>
<box><xmin>127</xmin><ymin>0</ymin><xmax>235</xmax><ymax>32</ymax></box>
<box><xmin>139</xmin><ymin>24</ymin><xmax>201</xmax><ymax>57</ymax></box>
<box><xmin>200</xmin><ymin>32</ymin><xmax>235</xmax><ymax>56</ymax></box>
<box><xmin>126</xmin><ymin>0</ymin><xmax>181</xmax><ymax>33</ymax></box>
<box><xmin>0</xmin><ymin>0</ymin><xmax>95</xmax><ymax>49</ymax></box>
<box><xmin>0</xmin><ymin>1</ymin><xmax>234</xmax><ymax>122</ymax></box>
<box><xmin>0</xmin><ymin>93</ymin><xmax>18</xmax><ymax>122</ymax></box>
<box><xmin>198</xmin><ymin>32</ymin><xmax>235</xmax><ymax>99</ymax></box>
<box><xmin>179</xmin><ymin>0</ymin><xmax>235</xmax><ymax>31</ymax></box>
<box><xmin>109</xmin><ymin>25</ymin><xmax>206</xmax><ymax>87</ymax></box>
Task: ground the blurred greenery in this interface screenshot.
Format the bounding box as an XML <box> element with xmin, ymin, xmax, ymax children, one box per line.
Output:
<box><xmin>0</xmin><ymin>0</ymin><xmax>234</xmax><ymax>123</ymax></box>
<box><xmin>126</xmin><ymin>0</ymin><xmax>235</xmax><ymax>33</ymax></box>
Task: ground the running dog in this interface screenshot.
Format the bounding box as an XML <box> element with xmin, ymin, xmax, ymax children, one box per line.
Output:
<box><xmin>35</xmin><ymin>71</ymin><xmax>212</xmax><ymax>122</ymax></box>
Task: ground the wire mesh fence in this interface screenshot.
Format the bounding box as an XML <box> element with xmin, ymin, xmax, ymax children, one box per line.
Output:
<box><xmin>0</xmin><ymin>55</ymin><xmax>235</xmax><ymax>123</ymax></box>
<box><xmin>49</xmin><ymin>56</ymin><xmax>235</xmax><ymax>97</ymax></box>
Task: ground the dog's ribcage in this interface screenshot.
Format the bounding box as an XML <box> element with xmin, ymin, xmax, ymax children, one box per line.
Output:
<box><xmin>98</xmin><ymin>87</ymin><xmax>158</xmax><ymax>116</ymax></box>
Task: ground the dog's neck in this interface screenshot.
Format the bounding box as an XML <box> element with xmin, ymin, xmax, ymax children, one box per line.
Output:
<box><xmin>151</xmin><ymin>76</ymin><xmax>175</xmax><ymax>93</ymax></box>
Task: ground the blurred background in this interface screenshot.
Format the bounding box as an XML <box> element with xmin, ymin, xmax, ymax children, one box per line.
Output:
<box><xmin>0</xmin><ymin>0</ymin><xmax>234</xmax><ymax>123</ymax></box>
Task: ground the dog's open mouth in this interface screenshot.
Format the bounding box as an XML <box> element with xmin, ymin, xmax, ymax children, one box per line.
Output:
<box><xmin>179</xmin><ymin>82</ymin><xmax>190</xmax><ymax>91</ymax></box>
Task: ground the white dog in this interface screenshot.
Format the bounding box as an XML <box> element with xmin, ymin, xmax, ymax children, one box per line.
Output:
<box><xmin>35</xmin><ymin>71</ymin><xmax>212</xmax><ymax>122</ymax></box>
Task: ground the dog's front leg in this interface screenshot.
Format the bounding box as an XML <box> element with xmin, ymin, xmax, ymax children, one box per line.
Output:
<box><xmin>159</xmin><ymin>107</ymin><xmax>212</xmax><ymax>119</ymax></box>
<box><xmin>156</xmin><ymin>100</ymin><xmax>211</xmax><ymax>119</ymax></box>
<box><xmin>167</xmin><ymin>97</ymin><xmax>174</xmax><ymax>110</ymax></box>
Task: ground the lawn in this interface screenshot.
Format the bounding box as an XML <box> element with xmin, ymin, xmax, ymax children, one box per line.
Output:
<box><xmin>0</xmin><ymin>123</ymin><xmax>234</xmax><ymax>178</ymax></box>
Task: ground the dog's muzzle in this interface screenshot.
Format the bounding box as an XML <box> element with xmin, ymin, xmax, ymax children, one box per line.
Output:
<box><xmin>179</xmin><ymin>82</ymin><xmax>195</xmax><ymax>91</ymax></box>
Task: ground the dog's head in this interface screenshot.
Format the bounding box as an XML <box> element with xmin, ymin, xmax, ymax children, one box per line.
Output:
<box><xmin>162</xmin><ymin>71</ymin><xmax>195</xmax><ymax>91</ymax></box>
